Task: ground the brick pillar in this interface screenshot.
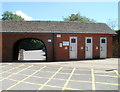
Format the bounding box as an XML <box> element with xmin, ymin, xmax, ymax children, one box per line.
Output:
<box><xmin>18</xmin><ymin>49</ymin><xmax>25</xmax><ymax>60</ymax></box>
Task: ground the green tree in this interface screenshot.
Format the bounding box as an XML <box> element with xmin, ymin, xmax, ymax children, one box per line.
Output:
<box><xmin>116</xmin><ymin>30</ymin><xmax>120</xmax><ymax>37</ymax></box>
<box><xmin>107</xmin><ymin>19</ymin><xmax>117</xmax><ymax>30</ymax></box>
<box><xmin>20</xmin><ymin>39</ymin><xmax>45</xmax><ymax>51</ymax></box>
<box><xmin>1</xmin><ymin>11</ymin><xmax>45</xmax><ymax>50</ymax></box>
<box><xmin>1</xmin><ymin>11</ymin><xmax>24</xmax><ymax>21</ymax></box>
<box><xmin>63</xmin><ymin>13</ymin><xmax>95</xmax><ymax>22</ymax></box>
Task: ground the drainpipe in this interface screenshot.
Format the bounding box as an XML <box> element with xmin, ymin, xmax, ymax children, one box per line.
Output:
<box><xmin>52</xmin><ymin>33</ymin><xmax>55</xmax><ymax>61</ymax></box>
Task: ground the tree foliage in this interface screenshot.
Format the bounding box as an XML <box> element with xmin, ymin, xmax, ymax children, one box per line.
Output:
<box><xmin>63</xmin><ymin>13</ymin><xmax>95</xmax><ymax>22</ymax></box>
<box><xmin>1</xmin><ymin>11</ymin><xmax>45</xmax><ymax>50</ymax></box>
<box><xmin>116</xmin><ymin>29</ymin><xmax>120</xmax><ymax>35</ymax></box>
<box><xmin>1</xmin><ymin>11</ymin><xmax>24</xmax><ymax>21</ymax></box>
<box><xmin>20</xmin><ymin>39</ymin><xmax>45</xmax><ymax>51</ymax></box>
<box><xmin>107</xmin><ymin>19</ymin><xmax>117</xmax><ymax>30</ymax></box>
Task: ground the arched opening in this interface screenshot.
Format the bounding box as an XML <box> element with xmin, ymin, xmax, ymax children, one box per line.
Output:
<box><xmin>13</xmin><ymin>38</ymin><xmax>47</xmax><ymax>61</ymax></box>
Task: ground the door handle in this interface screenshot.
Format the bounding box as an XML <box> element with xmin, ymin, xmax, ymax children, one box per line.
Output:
<box><xmin>101</xmin><ymin>47</ymin><xmax>103</xmax><ymax>51</ymax></box>
<box><xmin>86</xmin><ymin>47</ymin><xmax>88</xmax><ymax>51</ymax></box>
<box><xmin>70</xmin><ymin>47</ymin><xmax>72</xmax><ymax>51</ymax></box>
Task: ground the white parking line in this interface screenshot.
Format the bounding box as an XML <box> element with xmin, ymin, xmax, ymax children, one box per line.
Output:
<box><xmin>114</xmin><ymin>70</ymin><xmax>119</xmax><ymax>76</ymax></box>
<box><xmin>6</xmin><ymin>66</ymin><xmax>46</xmax><ymax>90</ymax></box>
<box><xmin>1</xmin><ymin>64</ymin><xmax>24</xmax><ymax>73</ymax></box>
<box><xmin>0</xmin><ymin>65</ymin><xmax>33</xmax><ymax>81</ymax></box>
<box><xmin>91</xmin><ymin>68</ymin><xmax>95</xmax><ymax>90</ymax></box>
<box><xmin>1</xmin><ymin>63</ymin><xmax>119</xmax><ymax>90</ymax></box>
<box><xmin>1</xmin><ymin>63</ymin><xmax>12</xmax><ymax>68</ymax></box>
<box><xmin>38</xmin><ymin>67</ymin><xmax>63</xmax><ymax>90</ymax></box>
<box><xmin>62</xmin><ymin>68</ymin><xmax>75</xmax><ymax>90</ymax></box>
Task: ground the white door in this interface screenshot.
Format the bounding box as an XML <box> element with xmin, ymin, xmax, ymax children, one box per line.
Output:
<box><xmin>69</xmin><ymin>37</ymin><xmax>77</xmax><ymax>59</ymax></box>
<box><xmin>100</xmin><ymin>37</ymin><xmax>107</xmax><ymax>58</ymax></box>
<box><xmin>85</xmin><ymin>37</ymin><xmax>93</xmax><ymax>59</ymax></box>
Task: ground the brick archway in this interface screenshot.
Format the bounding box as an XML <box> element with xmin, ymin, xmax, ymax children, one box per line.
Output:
<box><xmin>13</xmin><ymin>38</ymin><xmax>47</xmax><ymax>61</ymax></box>
<box><xmin>2</xmin><ymin>33</ymin><xmax>54</xmax><ymax>61</ymax></box>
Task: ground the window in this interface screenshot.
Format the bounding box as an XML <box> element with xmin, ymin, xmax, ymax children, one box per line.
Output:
<box><xmin>87</xmin><ymin>39</ymin><xmax>91</xmax><ymax>43</ymax></box>
<box><xmin>71</xmin><ymin>38</ymin><xmax>76</xmax><ymax>43</ymax></box>
<box><xmin>102</xmin><ymin>39</ymin><xmax>105</xmax><ymax>43</ymax></box>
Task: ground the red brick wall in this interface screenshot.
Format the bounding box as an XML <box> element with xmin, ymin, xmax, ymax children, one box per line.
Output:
<box><xmin>113</xmin><ymin>35</ymin><xmax>120</xmax><ymax>57</ymax></box>
<box><xmin>0</xmin><ymin>33</ymin><xmax>2</xmax><ymax>62</ymax></box>
<box><xmin>54</xmin><ymin>33</ymin><xmax>113</xmax><ymax>61</ymax></box>
<box><xmin>93</xmin><ymin>36</ymin><xmax>100</xmax><ymax>59</ymax></box>
<box><xmin>2</xmin><ymin>33</ymin><xmax>54</xmax><ymax>61</ymax></box>
<box><xmin>107</xmin><ymin>36</ymin><xmax>113</xmax><ymax>58</ymax></box>
<box><xmin>1</xmin><ymin>33</ymin><xmax>113</xmax><ymax>61</ymax></box>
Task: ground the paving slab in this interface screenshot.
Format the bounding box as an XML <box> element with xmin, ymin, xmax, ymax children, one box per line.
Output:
<box><xmin>0</xmin><ymin>74</ymin><xmax>1</xmax><ymax>77</ymax></box>
<box><xmin>1</xmin><ymin>64</ymin><xmax>9</xmax><ymax>66</ymax></box>
<box><xmin>33</xmin><ymin>71</ymin><xmax>54</xmax><ymax>78</ymax></box>
<box><xmin>41</xmin><ymin>67</ymin><xmax>59</xmax><ymax>72</ymax></box>
<box><xmin>2</xmin><ymin>79</ymin><xmax>17</xmax><ymax>90</ymax></box>
<box><xmin>41</xmin><ymin>86</ymin><xmax>62</xmax><ymax>90</ymax></box>
<box><xmin>0</xmin><ymin>77</ymin><xmax>2</xmax><ymax>80</ymax></box>
<box><xmin>95</xmin><ymin>76</ymin><xmax>118</xmax><ymax>84</ymax></box>
<box><xmin>59</xmin><ymin>69</ymin><xmax>73</xmax><ymax>73</ymax></box>
<box><xmin>2</xmin><ymin>65</ymin><xmax>16</xmax><ymax>69</ymax></box>
<box><xmin>7</xmin><ymin>64</ymin><xmax>21</xmax><ymax>67</ymax></box>
<box><xmin>0</xmin><ymin>67</ymin><xmax>2</xmax><ymax>72</ymax></box>
<box><xmin>95</xmin><ymin>83</ymin><xmax>118</xmax><ymax>90</ymax></box>
<box><xmin>54</xmin><ymin>73</ymin><xmax>70</xmax><ymax>79</ymax></box>
<box><xmin>27</xmin><ymin>66</ymin><xmax>43</xmax><ymax>70</ymax></box>
<box><xmin>94</xmin><ymin>70</ymin><xmax>117</xmax><ymax>76</ymax></box>
<box><xmin>10</xmin><ymin>82</ymin><xmax>40</xmax><ymax>90</ymax></box>
<box><xmin>17</xmin><ymin>65</ymin><xmax>29</xmax><ymax>69</ymax></box>
<box><xmin>2</xmin><ymin>67</ymin><xmax>13</xmax><ymax>71</ymax></box>
<box><xmin>2</xmin><ymin>72</ymin><xmax>11</xmax><ymax>78</ymax></box>
<box><xmin>1</xmin><ymin>58</ymin><xmax>119</xmax><ymax>90</ymax></box>
<box><xmin>24</xmin><ymin>77</ymin><xmax>48</xmax><ymax>84</ymax></box>
<box><xmin>8</xmin><ymin>74</ymin><xmax>27</xmax><ymax>81</ymax></box>
<box><xmin>66</xmin><ymin>81</ymin><xmax>92</xmax><ymax>90</ymax></box>
<box><xmin>74</xmin><ymin>69</ymin><xmax>91</xmax><ymax>74</ymax></box>
<box><xmin>70</xmin><ymin>74</ymin><xmax>92</xmax><ymax>81</ymax></box>
<box><xmin>46</xmin><ymin>79</ymin><xmax>66</xmax><ymax>87</ymax></box>
<box><xmin>19</xmin><ymin>69</ymin><xmax>36</xmax><ymax>75</ymax></box>
<box><xmin>0</xmin><ymin>80</ymin><xmax>2</xmax><ymax>90</ymax></box>
<box><xmin>8</xmin><ymin>68</ymin><xmax>23</xmax><ymax>73</ymax></box>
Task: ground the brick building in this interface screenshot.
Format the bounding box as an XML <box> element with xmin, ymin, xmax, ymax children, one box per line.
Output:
<box><xmin>0</xmin><ymin>21</ymin><xmax>116</xmax><ymax>61</ymax></box>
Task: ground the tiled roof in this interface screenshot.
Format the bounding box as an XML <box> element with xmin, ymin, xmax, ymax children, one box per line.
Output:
<box><xmin>1</xmin><ymin>21</ymin><xmax>116</xmax><ymax>34</ymax></box>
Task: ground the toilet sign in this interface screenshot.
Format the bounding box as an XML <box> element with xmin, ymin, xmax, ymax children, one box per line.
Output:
<box><xmin>59</xmin><ymin>43</ymin><xmax>62</xmax><ymax>47</ymax></box>
<box><xmin>57</xmin><ymin>34</ymin><xmax>61</xmax><ymax>38</ymax></box>
<box><xmin>48</xmin><ymin>39</ymin><xmax>52</xmax><ymax>42</ymax></box>
<box><xmin>63</xmin><ymin>41</ymin><xmax>69</xmax><ymax>46</ymax></box>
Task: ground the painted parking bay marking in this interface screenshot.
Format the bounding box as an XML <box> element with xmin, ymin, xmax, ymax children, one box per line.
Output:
<box><xmin>6</xmin><ymin>66</ymin><xmax>46</xmax><ymax>90</ymax></box>
<box><xmin>38</xmin><ymin>67</ymin><xmax>63</xmax><ymax>90</ymax></box>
